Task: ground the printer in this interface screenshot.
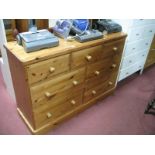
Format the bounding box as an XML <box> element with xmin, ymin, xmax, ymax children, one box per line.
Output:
<box><xmin>92</xmin><ymin>19</ymin><xmax>122</xmax><ymax>34</ymax></box>
<box><xmin>16</xmin><ymin>29</ymin><xmax>59</xmax><ymax>52</ymax></box>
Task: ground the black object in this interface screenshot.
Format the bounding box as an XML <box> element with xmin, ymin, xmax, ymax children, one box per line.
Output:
<box><xmin>144</xmin><ymin>99</ymin><xmax>155</xmax><ymax>115</ymax></box>
<box><xmin>75</xmin><ymin>30</ymin><xmax>103</xmax><ymax>43</ymax></box>
<box><xmin>92</xmin><ymin>19</ymin><xmax>122</xmax><ymax>34</ymax></box>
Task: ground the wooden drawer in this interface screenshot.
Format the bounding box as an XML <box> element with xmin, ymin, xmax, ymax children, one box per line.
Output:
<box><xmin>86</xmin><ymin>58</ymin><xmax>118</xmax><ymax>80</ymax></box>
<box><xmin>85</xmin><ymin>70</ymin><xmax>117</xmax><ymax>91</ymax></box>
<box><xmin>26</xmin><ymin>54</ymin><xmax>70</xmax><ymax>84</ymax></box>
<box><xmin>71</xmin><ymin>39</ymin><xmax>125</xmax><ymax>69</ymax></box>
<box><xmin>30</xmin><ymin>67</ymin><xmax>85</xmax><ymax>109</ymax></box>
<box><xmin>84</xmin><ymin>79</ymin><xmax>115</xmax><ymax>103</ymax></box>
<box><xmin>34</xmin><ymin>92</ymin><xmax>83</xmax><ymax>128</ymax></box>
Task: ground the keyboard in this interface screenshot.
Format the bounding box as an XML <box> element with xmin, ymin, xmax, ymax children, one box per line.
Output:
<box><xmin>75</xmin><ymin>30</ymin><xmax>103</xmax><ymax>42</ymax></box>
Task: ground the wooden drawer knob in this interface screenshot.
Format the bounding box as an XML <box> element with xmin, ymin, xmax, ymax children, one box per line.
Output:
<box><xmin>46</xmin><ymin>112</ymin><xmax>52</xmax><ymax>118</ymax></box>
<box><xmin>71</xmin><ymin>100</ymin><xmax>76</xmax><ymax>105</ymax></box>
<box><xmin>49</xmin><ymin>67</ymin><xmax>55</xmax><ymax>73</ymax></box>
<box><xmin>85</xmin><ymin>55</ymin><xmax>92</xmax><ymax>61</ymax></box>
<box><xmin>94</xmin><ymin>70</ymin><xmax>100</xmax><ymax>76</ymax></box>
<box><xmin>72</xmin><ymin>80</ymin><xmax>78</xmax><ymax>86</ymax></box>
<box><xmin>108</xmin><ymin>81</ymin><xmax>113</xmax><ymax>86</ymax></box>
<box><xmin>92</xmin><ymin>90</ymin><xmax>97</xmax><ymax>95</ymax></box>
<box><xmin>111</xmin><ymin>64</ymin><xmax>117</xmax><ymax>68</ymax></box>
<box><xmin>113</xmin><ymin>47</ymin><xmax>118</xmax><ymax>51</ymax></box>
<box><xmin>45</xmin><ymin>92</ymin><xmax>52</xmax><ymax>98</ymax></box>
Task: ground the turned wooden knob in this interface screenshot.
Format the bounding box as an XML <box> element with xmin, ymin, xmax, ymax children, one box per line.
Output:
<box><xmin>113</xmin><ymin>47</ymin><xmax>118</xmax><ymax>51</ymax></box>
<box><xmin>49</xmin><ymin>67</ymin><xmax>55</xmax><ymax>73</ymax></box>
<box><xmin>71</xmin><ymin>100</ymin><xmax>76</xmax><ymax>105</ymax></box>
<box><xmin>85</xmin><ymin>55</ymin><xmax>92</xmax><ymax>61</ymax></box>
<box><xmin>46</xmin><ymin>112</ymin><xmax>52</xmax><ymax>118</ymax></box>
<box><xmin>73</xmin><ymin>80</ymin><xmax>78</xmax><ymax>86</ymax></box>
<box><xmin>45</xmin><ymin>92</ymin><xmax>52</xmax><ymax>98</ymax></box>
<box><xmin>94</xmin><ymin>70</ymin><xmax>100</xmax><ymax>76</ymax></box>
<box><xmin>108</xmin><ymin>81</ymin><xmax>113</xmax><ymax>86</ymax></box>
<box><xmin>92</xmin><ymin>90</ymin><xmax>97</xmax><ymax>95</ymax></box>
<box><xmin>111</xmin><ymin>64</ymin><xmax>117</xmax><ymax>68</ymax></box>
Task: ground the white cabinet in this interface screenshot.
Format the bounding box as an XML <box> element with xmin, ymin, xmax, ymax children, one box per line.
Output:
<box><xmin>115</xmin><ymin>19</ymin><xmax>155</xmax><ymax>81</ymax></box>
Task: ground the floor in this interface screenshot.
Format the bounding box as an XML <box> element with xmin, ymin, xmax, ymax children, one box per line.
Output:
<box><xmin>0</xmin><ymin>65</ymin><xmax>155</xmax><ymax>135</ymax></box>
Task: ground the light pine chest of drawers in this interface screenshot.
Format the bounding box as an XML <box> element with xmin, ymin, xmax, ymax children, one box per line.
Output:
<box><xmin>5</xmin><ymin>32</ymin><xmax>126</xmax><ymax>134</ymax></box>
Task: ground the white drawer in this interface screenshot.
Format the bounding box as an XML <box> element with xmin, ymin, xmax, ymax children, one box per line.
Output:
<box><xmin>121</xmin><ymin>54</ymin><xmax>136</xmax><ymax>69</ymax></box>
<box><xmin>137</xmin><ymin>50</ymin><xmax>148</xmax><ymax>61</ymax></box>
<box><xmin>119</xmin><ymin>64</ymin><xmax>139</xmax><ymax>81</ymax></box>
<box><xmin>119</xmin><ymin>60</ymin><xmax>144</xmax><ymax>81</ymax></box>
<box><xmin>143</xmin><ymin>25</ymin><xmax>155</xmax><ymax>38</ymax></box>
<box><xmin>145</xmin><ymin>19</ymin><xmax>155</xmax><ymax>25</ymax></box>
<box><xmin>124</xmin><ymin>37</ymin><xmax>152</xmax><ymax>56</ymax></box>
<box><xmin>121</xmin><ymin>49</ymin><xmax>147</xmax><ymax>70</ymax></box>
<box><xmin>132</xmin><ymin>19</ymin><xmax>148</xmax><ymax>27</ymax></box>
<box><xmin>127</xmin><ymin>26</ymin><xmax>145</xmax><ymax>41</ymax></box>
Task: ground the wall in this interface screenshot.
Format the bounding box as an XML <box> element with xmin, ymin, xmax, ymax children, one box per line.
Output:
<box><xmin>0</xmin><ymin>19</ymin><xmax>16</xmax><ymax>102</ymax></box>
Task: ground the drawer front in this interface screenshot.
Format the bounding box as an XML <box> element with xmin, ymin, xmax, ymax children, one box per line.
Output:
<box><xmin>30</xmin><ymin>67</ymin><xmax>85</xmax><ymax>108</ymax></box>
<box><xmin>86</xmin><ymin>58</ymin><xmax>118</xmax><ymax>80</ymax></box>
<box><xmin>71</xmin><ymin>39</ymin><xmax>125</xmax><ymax>69</ymax></box>
<box><xmin>119</xmin><ymin>61</ymin><xmax>144</xmax><ymax>81</ymax></box>
<box><xmin>27</xmin><ymin>54</ymin><xmax>70</xmax><ymax>84</ymax></box>
<box><xmin>124</xmin><ymin>37</ymin><xmax>152</xmax><ymax>56</ymax></box>
<box><xmin>84</xmin><ymin>79</ymin><xmax>115</xmax><ymax>103</ymax></box>
<box><xmin>34</xmin><ymin>92</ymin><xmax>83</xmax><ymax>128</ymax></box>
<box><xmin>132</xmin><ymin>19</ymin><xmax>148</xmax><ymax>27</ymax></box>
<box><xmin>85</xmin><ymin>69</ymin><xmax>117</xmax><ymax>91</ymax></box>
<box><xmin>121</xmin><ymin>54</ymin><xmax>137</xmax><ymax>69</ymax></box>
<box><xmin>143</xmin><ymin>25</ymin><xmax>155</xmax><ymax>38</ymax></box>
<box><xmin>121</xmin><ymin>49</ymin><xmax>147</xmax><ymax>69</ymax></box>
<box><xmin>127</xmin><ymin>26</ymin><xmax>145</xmax><ymax>41</ymax></box>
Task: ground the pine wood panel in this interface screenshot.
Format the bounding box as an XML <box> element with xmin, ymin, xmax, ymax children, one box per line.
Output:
<box><xmin>145</xmin><ymin>35</ymin><xmax>155</xmax><ymax>68</ymax></box>
<box><xmin>84</xmin><ymin>79</ymin><xmax>115</xmax><ymax>103</ymax></box>
<box><xmin>30</xmin><ymin>67</ymin><xmax>85</xmax><ymax>109</ymax></box>
<box><xmin>5</xmin><ymin>32</ymin><xmax>127</xmax><ymax>134</ymax></box>
<box><xmin>86</xmin><ymin>57</ymin><xmax>118</xmax><ymax>79</ymax></box>
<box><xmin>33</xmin><ymin>92</ymin><xmax>83</xmax><ymax>128</ymax></box>
<box><xmin>4</xmin><ymin>32</ymin><xmax>127</xmax><ymax>65</ymax></box>
<box><xmin>71</xmin><ymin>38</ymin><xmax>125</xmax><ymax>69</ymax></box>
<box><xmin>26</xmin><ymin>54</ymin><xmax>70</xmax><ymax>85</ymax></box>
<box><xmin>6</xmin><ymin>49</ymin><xmax>35</xmax><ymax>128</ymax></box>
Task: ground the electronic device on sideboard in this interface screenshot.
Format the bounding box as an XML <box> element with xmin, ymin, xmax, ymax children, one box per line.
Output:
<box><xmin>53</xmin><ymin>19</ymin><xmax>103</xmax><ymax>43</ymax></box>
<box><xmin>16</xmin><ymin>19</ymin><xmax>59</xmax><ymax>53</ymax></box>
<box><xmin>92</xmin><ymin>19</ymin><xmax>122</xmax><ymax>34</ymax></box>
<box><xmin>53</xmin><ymin>19</ymin><xmax>72</xmax><ymax>39</ymax></box>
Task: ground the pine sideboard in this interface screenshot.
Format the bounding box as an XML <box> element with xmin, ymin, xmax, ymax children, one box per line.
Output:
<box><xmin>5</xmin><ymin>32</ymin><xmax>127</xmax><ymax>134</ymax></box>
